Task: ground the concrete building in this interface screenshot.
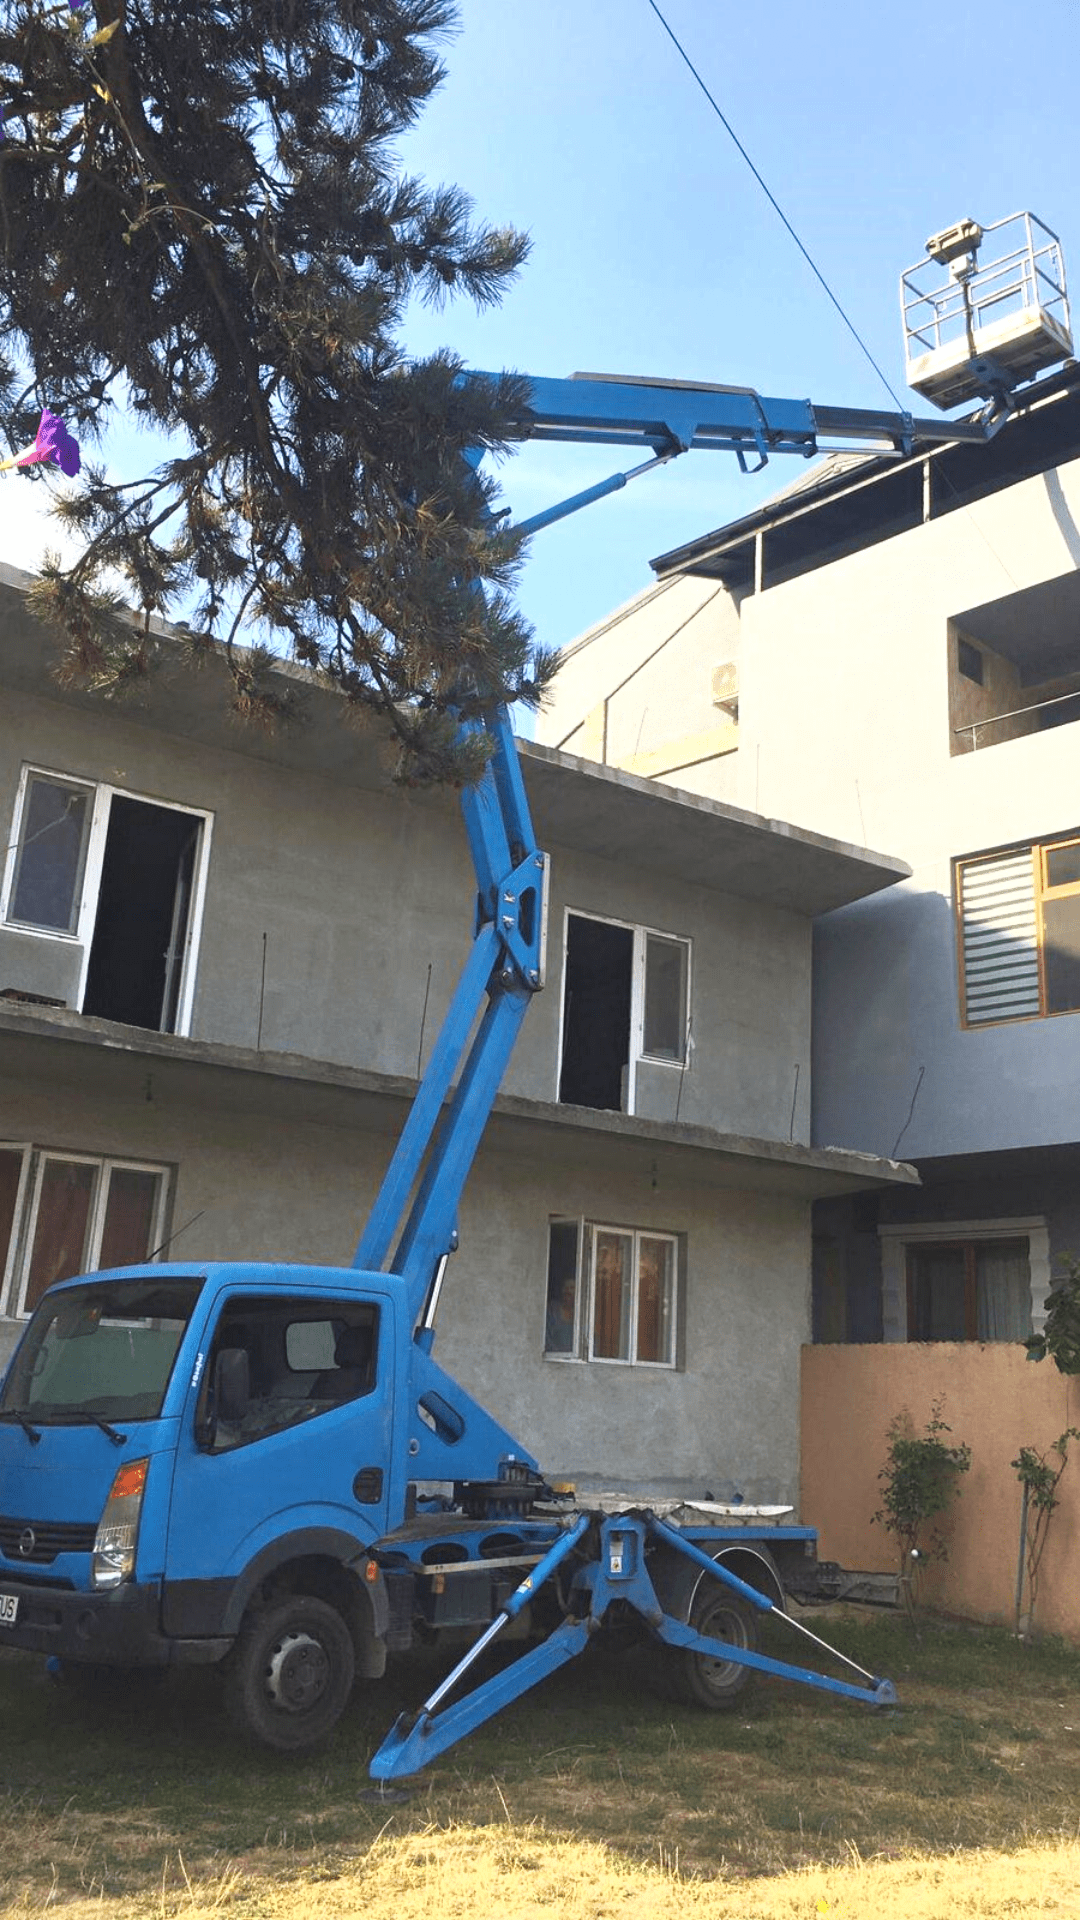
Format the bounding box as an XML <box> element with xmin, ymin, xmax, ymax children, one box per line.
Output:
<box><xmin>0</xmin><ymin>560</ymin><xmax>908</xmax><ymax>1506</ymax></box>
<box><xmin>536</xmin><ymin>363</ymin><xmax>1080</xmax><ymax>1634</ymax></box>
<box><xmin>538</xmin><ymin>362</ymin><xmax>1080</xmax><ymax>1352</ymax></box>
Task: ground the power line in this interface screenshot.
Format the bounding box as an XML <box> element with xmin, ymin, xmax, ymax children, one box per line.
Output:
<box><xmin>644</xmin><ymin>0</ymin><xmax>907</xmax><ymax>412</ymax></box>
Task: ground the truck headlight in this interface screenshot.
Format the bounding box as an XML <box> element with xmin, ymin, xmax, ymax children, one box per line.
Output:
<box><xmin>91</xmin><ymin>1457</ymin><xmax>149</xmax><ymax>1590</ymax></box>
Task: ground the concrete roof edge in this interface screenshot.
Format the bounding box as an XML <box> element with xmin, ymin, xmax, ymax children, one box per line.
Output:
<box><xmin>520</xmin><ymin>738</ymin><xmax>912</xmax><ymax>885</ymax></box>
<box><xmin>0</xmin><ymin>1002</ymin><xmax>917</xmax><ymax>1187</ymax></box>
<box><xmin>0</xmin><ymin>563</ymin><xmax>911</xmax><ymax>907</ymax></box>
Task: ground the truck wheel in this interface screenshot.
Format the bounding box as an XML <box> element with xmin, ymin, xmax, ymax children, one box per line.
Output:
<box><xmin>224</xmin><ymin>1595</ymin><xmax>355</xmax><ymax>1752</ymax></box>
<box><xmin>670</xmin><ymin>1590</ymin><xmax>758</xmax><ymax>1711</ymax></box>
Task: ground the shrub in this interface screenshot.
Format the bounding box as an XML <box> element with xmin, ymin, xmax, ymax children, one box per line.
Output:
<box><xmin>873</xmin><ymin>1401</ymin><xmax>971</xmax><ymax>1618</ymax></box>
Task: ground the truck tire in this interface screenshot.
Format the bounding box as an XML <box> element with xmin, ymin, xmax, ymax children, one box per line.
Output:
<box><xmin>224</xmin><ymin>1594</ymin><xmax>355</xmax><ymax>1752</ymax></box>
<box><xmin>668</xmin><ymin>1590</ymin><xmax>758</xmax><ymax>1711</ymax></box>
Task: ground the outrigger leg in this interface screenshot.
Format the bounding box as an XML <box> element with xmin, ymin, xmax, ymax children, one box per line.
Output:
<box><xmin>368</xmin><ymin>1511</ymin><xmax>896</xmax><ymax>1784</ymax></box>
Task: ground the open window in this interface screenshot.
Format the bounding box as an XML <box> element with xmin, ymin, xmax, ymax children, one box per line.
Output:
<box><xmin>2</xmin><ymin>768</ymin><xmax>212</xmax><ymax>1036</ymax></box>
<box><xmin>558</xmin><ymin>912</ymin><xmax>690</xmax><ymax>1113</ymax></box>
<box><xmin>949</xmin><ymin>572</ymin><xmax>1080</xmax><ymax>756</ymax></box>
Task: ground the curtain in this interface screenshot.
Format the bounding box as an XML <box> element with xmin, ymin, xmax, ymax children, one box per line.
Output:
<box><xmin>25</xmin><ymin>1160</ymin><xmax>95</xmax><ymax>1310</ymax></box>
<box><xmin>592</xmin><ymin>1230</ymin><xmax>631</xmax><ymax>1359</ymax></box>
<box><xmin>98</xmin><ymin>1167</ymin><xmax>159</xmax><ymax>1270</ymax></box>
<box><xmin>977</xmin><ymin>1239</ymin><xmax>1031</xmax><ymax>1340</ymax></box>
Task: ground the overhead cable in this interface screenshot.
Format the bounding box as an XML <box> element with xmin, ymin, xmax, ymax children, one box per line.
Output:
<box><xmin>644</xmin><ymin>0</ymin><xmax>907</xmax><ymax>413</ymax></box>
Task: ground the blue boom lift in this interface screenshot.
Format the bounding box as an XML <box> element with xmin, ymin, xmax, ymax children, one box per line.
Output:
<box><xmin>0</xmin><ymin>216</ymin><xmax>1070</xmax><ymax>1776</ymax></box>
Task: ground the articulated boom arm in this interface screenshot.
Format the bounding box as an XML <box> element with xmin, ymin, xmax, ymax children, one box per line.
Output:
<box><xmin>355</xmin><ymin>358</ymin><xmax>1007</xmax><ymax>1340</ymax></box>
<box><xmin>465</xmin><ymin>367</ymin><xmax>1001</xmax><ymax>532</ymax></box>
<box><xmin>352</xmin><ymin>707</ymin><xmax>546</xmax><ymax>1335</ymax></box>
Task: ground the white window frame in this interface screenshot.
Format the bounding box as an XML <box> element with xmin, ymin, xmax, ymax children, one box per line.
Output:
<box><xmin>544</xmin><ymin>1217</ymin><xmax>680</xmax><ymax>1369</ymax></box>
<box><xmin>1</xmin><ymin>763</ymin><xmax>214</xmax><ymax>1037</ymax></box>
<box><xmin>555</xmin><ymin>908</ymin><xmax>692</xmax><ymax>1113</ymax></box>
<box><xmin>878</xmin><ymin>1217</ymin><xmax>1050</xmax><ymax>1343</ymax></box>
<box><xmin>8</xmin><ymin>1149</ymin><xmax>171</xmax><ymax>1319</ymax></box>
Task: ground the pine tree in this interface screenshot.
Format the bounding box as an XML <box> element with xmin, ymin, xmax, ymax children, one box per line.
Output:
<box><xmin>0</xmin><ymin>0</ymin><xmax>552</xmax><ymax>781</ymax></box>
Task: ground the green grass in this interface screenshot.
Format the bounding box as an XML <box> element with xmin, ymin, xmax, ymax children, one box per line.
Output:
<box><xmin>1</xmin><ymin>1609</ymin><xmax>1078</xmax><ymax>1907</ymax></box>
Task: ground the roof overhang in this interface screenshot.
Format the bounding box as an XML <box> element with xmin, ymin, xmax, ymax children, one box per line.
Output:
<box><xmin>0</xmin><ymin>1003</ymin><xmax>919</xmax><ymax>1201</ymax></box>
<box><xmin>0</xmin><ymin>561</ymin><xmax>907</xmax><ymax>916</ymax></box>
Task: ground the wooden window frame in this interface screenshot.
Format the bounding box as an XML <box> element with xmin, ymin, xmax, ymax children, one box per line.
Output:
<box><xmin>956</xmin><ymin>831</ymin><xmax>1080</xmax><ymax>1029</ymax></box>
<box><xmin>905</xmin><ymin>1241</ymin><xmax>979</xmax><ymax>1342</ymax></box>
<box><xmin>880</xmin><ymin>1219</ymin><xmax>1046</xmax><ymax>1343</ymax></box>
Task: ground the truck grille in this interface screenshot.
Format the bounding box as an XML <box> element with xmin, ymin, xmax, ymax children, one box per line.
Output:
<box><xmin>0</xmin><ymin>1517</ymin><xmax>97</xmax><ymax>1565</ymax></box>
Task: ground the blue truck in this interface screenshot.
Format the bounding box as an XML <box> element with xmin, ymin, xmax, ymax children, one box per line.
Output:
<box><xmin>0</xmin><ymin>251</ymin><xmax>1066</xmax><ymax>1774</ymax></box>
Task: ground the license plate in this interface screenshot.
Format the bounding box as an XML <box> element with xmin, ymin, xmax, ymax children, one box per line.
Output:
<box><xmin>0</xmin><ymin>1594</ymin><xmax>18</xmax><ymax>1627</ymax></box>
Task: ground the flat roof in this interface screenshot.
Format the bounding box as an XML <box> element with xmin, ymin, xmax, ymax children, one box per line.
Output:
<box><xmin>0</xmin><ymin>562</ymin><xmax>907</xmax><ymax>916</ymax></box>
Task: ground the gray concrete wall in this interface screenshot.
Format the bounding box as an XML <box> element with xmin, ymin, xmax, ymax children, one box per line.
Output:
<box><xmin>535</xmin><ymin>573</ymin><xmax>743</xmax><ymax>802</ymax></box>
<box><xmin>0</xmin><ymin>1048</ymin><xmax>810</xmax><ymax>1501</ymax></box>
<box><xmin>540</xmin><ymin>445</ymin><xmax>1080</xmax><ymax>1164</ymax></box>
<box><xmin>735</xmin><ymin>455</ymin><xmax>1080</xmax><ymax>1160</ymax></box>
<box><xmin>0</xmin><ymin>684</ymin><xmax>812</xmax><ymax>1143</ymax></box>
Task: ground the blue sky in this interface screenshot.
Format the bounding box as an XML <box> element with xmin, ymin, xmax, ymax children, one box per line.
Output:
<box><xmin>399</xmin><ymin>0</ymin><xmax>1080</xmax><ymax>650</ymax></box>
<box><xmin>5</xmin><ymin>0</ymin><xmax>1079</xmax><ymax>662</ymax></box>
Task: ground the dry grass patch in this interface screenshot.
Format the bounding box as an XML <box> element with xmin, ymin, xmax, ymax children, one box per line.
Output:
<box><xmin>5</xmin><ymin>1828</ymin><xmax>1080</xmax><ymax>1920</ymax></box>
<box><xmin>0</xmin><ymin>1613</ymin><xmax>1078</xmax><ymax>1907</ymax></box>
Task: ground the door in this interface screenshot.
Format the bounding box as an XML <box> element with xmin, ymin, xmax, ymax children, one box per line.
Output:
<box><xmin>82</xmin><ymin>797</ymin><xmax>203</xmax><ymax>1032</ymax></box>
<box><xmin>164</xmin><ymin>1289</ymin><xmax>395</xmax><ymax>1591</ymax></box>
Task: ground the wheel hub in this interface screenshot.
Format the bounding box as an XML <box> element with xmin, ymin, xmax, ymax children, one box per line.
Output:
<box><xmin>264</xmin><ymin>1630</ymin><xmax>329</xmax><ymax>1713</ymax></box>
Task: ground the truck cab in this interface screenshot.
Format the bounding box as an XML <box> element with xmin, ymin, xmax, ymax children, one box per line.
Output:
<box><xmin>0</xmin><ymin>1262</ymin><xmax>412</xmax><ymax>1746</ymax></box>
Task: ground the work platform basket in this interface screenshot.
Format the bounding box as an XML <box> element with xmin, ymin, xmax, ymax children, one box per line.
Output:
<box><xmin>901</xmin><ymin>211</ymin><xmax>1072</xmax><ymax>411</ymax></box>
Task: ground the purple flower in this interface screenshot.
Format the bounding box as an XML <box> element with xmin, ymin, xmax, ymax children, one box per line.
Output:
<box><xmin>32</xmin><ymin>410</ymin><xmax>82</xmax><ymax>476</ymax></box>
<box><xmin>0</xmin><ymin>409</ymin><xmax>81</xmax><ymax>478</ymax></box>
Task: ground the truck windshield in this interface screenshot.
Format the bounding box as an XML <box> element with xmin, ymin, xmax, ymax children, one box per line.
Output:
<box><xmin>0</xmin><ymin>1278</ymin><xmax>203</xmax><ymax>1423</ymax></box>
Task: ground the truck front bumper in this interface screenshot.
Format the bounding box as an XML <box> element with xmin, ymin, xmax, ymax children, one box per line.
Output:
<box><xmin>0</xmin><ymin>1576</ymin><xmax>230</xmax><ymax>1666</ymax></box>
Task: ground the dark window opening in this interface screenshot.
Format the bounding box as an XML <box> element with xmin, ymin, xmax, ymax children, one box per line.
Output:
<box><xmin>82</xmin><ymin>796</ymin><xmax>200</xmax><ymax>1032</ymax></box>
<box><xmin>558</xmin><ymin>915</ymin><xmax>633</xmax><ymax>1111</ymax></box>
<box><xmin>906</xmin><ymin>1238</ymin><xmax>1030</xmax><ymax>1341</ymax></box>
<box><xmin>544</xmin><ymin>1220</ymin><xmax>579</xmax><ymax>1354</ymax></box>
<box><xmin>0</xmin><ymin>1148</ymin><xmax>24</xmax><ymax>1282</ymax></box>
<box><xmin>957</xmin><ymin>638</ymin><xmax>984</xmax><ymax>684</ymax></box>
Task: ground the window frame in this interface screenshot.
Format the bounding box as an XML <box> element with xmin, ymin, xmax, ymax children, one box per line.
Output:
<box><xmin>955</xmin><ymin>832</ymin><xmax>1080</xmax><ymax>1029</ymax></box>
<box><xmin>879</xmin><ymin>1217</ymin><xmax>1050</xmax><ymax>1343</ymax></box>
<box><xmin>543</xmin><ymin>1216</ymin><xmax>681</xmax><ymax>1370</ymax></box>
<box><xmin>555</xmin><ymin>907</ymin><xmax>692</xmax><ymax>1112</ymax></box>
<box><xmin>7</xmin><ymin>1149</ymin><xmax>171</xmax><ymax>1319</ymax></box>
<box><xmin>3</xmin><ymin>770</ymin><xmax>96</xmax><ymax>937</ymax></box>
<box><xmin>1</xmin><ymin>763</ymin><xmax>214</xmax><ymax>1038</ymax></box>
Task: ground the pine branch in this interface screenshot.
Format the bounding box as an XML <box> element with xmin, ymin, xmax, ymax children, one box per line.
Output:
<box><xmin>0</xmin><ymin>0</ymin><xmax>545</xmax><ymax>782</ymax></box>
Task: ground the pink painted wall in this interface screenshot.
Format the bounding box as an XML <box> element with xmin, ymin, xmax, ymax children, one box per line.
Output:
<box><xmin>800</xmin><ymin>1344</ymin><xmax>1080</xmax><ymax>1640</ymax></box>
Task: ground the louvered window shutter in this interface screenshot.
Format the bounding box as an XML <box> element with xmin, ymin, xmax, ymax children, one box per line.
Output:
<box><xmin>959</xmin><ymin>850</ymin><xmax>1040</xmax><ymax>1024</ymax></box>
